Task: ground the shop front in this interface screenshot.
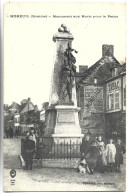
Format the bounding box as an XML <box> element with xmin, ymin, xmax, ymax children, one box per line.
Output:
<box><xmin>105</xmin><ymin>75</ymin><xmax>125</xmax><ymax>141</ymax></box>
<box><xmin>105</xmin><ymin>111</ymin><xmax>123</xmax><ymax>141</ymax></box>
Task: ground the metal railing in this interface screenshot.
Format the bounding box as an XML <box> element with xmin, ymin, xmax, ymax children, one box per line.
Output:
<box><xmin>21</xmin><ymin>138</ymin><xmax>81</xmax><ymax>161</ymax></box>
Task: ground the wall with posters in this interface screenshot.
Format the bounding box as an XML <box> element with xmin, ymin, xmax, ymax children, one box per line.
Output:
<box><xmin>79</xmin><ymin>85</ymin><xmax>105</xmax><ymax>137</ymax></box>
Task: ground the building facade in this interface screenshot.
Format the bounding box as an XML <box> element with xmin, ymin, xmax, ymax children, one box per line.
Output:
<box><xmin>105</xmin><ymin>65</ymin><xmax>126</xmax><ymax>140</ymax></box>
<box><xmin>76</xmin><ymin>44</ymin><xmax>126</xmax><ymax>139</ymax></box>
<box><xmin>4</xmin><ymin>98</ymin><xmax>39</xmax><ymax>135</ymax></box>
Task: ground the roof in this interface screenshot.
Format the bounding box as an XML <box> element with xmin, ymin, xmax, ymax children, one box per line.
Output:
<box><xmin>19</xmin><ymin>101</ymin><xmax>38</xmax><ymax>113</ymax></box>
<box><xmin>8</xmin><ymin>102</ymin><xmax>20</xmax><ymax>111</ymax></box>
<box><xmin>120</xmin><ymin>63</ymin><xmax>126</xmax><ymax>75</ymax></box>
<box><xmin>19</xmin><ymin>103</ymin><xmax>27</xmax><ymax>113</ymax></box>
<box><xmin>76</xmin><ymin>53</ymin><xmax>124</xmax><ymax>86</ymax></box>
<box><xmin>75</xmin><ymin>72</ymin><xmax>86</xmax><ymax>83</ymax></box>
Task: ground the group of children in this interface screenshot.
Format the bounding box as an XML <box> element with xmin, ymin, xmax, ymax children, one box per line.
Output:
<box><xmin>24</xmin><ymin>130</ymin><xmax>45</xmax><ymax>168</ymax></box>
<box><xmin>78</xmin><ymin>136</ymin><xmax>125</xmax><ymax>174</ymax></box>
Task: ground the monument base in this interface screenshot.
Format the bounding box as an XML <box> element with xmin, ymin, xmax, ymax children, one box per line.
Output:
<box><xmin>52</xmin><ymin>105</ymin><xmax>84</xmax><ymax>143</ymax></box>
<box><xmin>52</xmin><ymin>134</ymin><xmax>84</xmax><ymax>144</ymax></box>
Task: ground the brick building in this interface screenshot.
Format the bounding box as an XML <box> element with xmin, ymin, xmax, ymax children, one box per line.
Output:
<box><xmin>76</xmin><ymin>45</ymin><xmax>126</xmax><ymax>139</ymax></box>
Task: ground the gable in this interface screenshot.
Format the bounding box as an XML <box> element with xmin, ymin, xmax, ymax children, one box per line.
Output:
<box><xmin>20</xmin><ymin>102</ymin><xmax>35</xmax><ymax>113</ymax></box>
<box><xmin>77</xmin><ymin>55</ymin><xmax>121</xmax><ymax>86</ymax></box>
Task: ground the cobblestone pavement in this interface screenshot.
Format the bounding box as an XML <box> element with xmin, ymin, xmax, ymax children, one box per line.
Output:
<box><xmin>4</xmin><ymin>138</ymin><xmax>21</xmax><ymax>169</ymax></box>
<box><xmin>3</xmin><ymin>137</ymin><xmax>126</xmax><ymax>191</ymax></box>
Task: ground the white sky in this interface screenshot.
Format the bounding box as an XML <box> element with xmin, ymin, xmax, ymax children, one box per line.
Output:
<box><xmin>4</xmin><ymin>2</ymin><xmax>126</xmax><ymax>109</ymax></box>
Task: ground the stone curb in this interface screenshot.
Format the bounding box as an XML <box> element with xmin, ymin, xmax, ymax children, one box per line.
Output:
<box><xmin>19</xmin><ymin>154</ymin><xmax>25</xmax><ymax>167</ymax></box>
<box><xmin>19</xmin><ymin>154</ymin><xmax>80</xmax><ymax>168</ymax></box>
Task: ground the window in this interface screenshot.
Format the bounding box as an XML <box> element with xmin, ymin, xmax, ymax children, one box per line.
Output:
<box><xmin>14</xmin><ymin>116</ymin><xmax>20</xmax><ymax>123</ymax></box>
<box><xmin>106</xmin><ymin>95</ymin><xmax>109</xmax><ymax>110</ymax></box>
<box><xmin>112</xmin><ymin>68</ymin><xmax>118</xmax><ymax>77</ymax></box>
<box><xmin>112</xmin><ymin>69</ymin><xmax>115</xmax><ymax>77</ymax></box>
<box><xmin>115</xmin><ymin>92</ymin><xmax>119</xmax><ymax>109</ymax></box>
<box><xmin>109</xmin><ymin>94</ymin><xmax>114</xmax><ymax>110</ymax></box>
<box><xmin>17</xmin><ymin>117</ymin><xmax>20</xmax><ymax>123</ymax></box>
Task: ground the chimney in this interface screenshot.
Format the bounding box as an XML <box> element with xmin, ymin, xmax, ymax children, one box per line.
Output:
<box><xmin>42</xmin><ymin>102</ymin><xmax>49</xmax><ymax>109</ymax></box>
<box><xmin>102</xmin><ymin>45</ymin><xmax>114</xmax><ymax>57</ymax></box>
<box><xmin>28</xmin><ymin>98</ymin><xmax>31</xmax><ymax>103</ymax></box>
<box><xmin>34</xmin><ymin>105</ymin><xmax>38</xmax><ymax>111</ymax></box>
<box><xmin>79</xmin><ymin>65</ymin><xmax>88</xmax><ymax>73</ymax></box>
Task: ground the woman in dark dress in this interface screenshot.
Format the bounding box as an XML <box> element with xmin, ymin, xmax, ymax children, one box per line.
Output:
<box><xmin>85</xmin><ymin>140</ymin><xmax>100</xmax><ymax>174</ymax></box>
<box><xmin>80</xmin><ymin>134</ymin><xmax>91</xmax><ymax>158</ymax></box>
<box><xmin>115</xmin><ymin>138</ymin><xmax>125</xmax><ymax>173</ymax></box>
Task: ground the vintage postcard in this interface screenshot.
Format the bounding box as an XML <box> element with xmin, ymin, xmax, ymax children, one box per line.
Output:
<box><xmin>3</xmin><ymin>1</ymin><xmax>126</xmax><ymax>191</ymax></box>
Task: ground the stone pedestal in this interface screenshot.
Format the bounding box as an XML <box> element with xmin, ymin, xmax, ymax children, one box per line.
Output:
<box><xmin>44</xmin><ymin>106</ymin><xmax>57</xmax><ymax>136</ymax></box>
<box><xmin>52</xmin><ymin>105</ymin><xmax>83</xmax><ymax>143</ymax></box>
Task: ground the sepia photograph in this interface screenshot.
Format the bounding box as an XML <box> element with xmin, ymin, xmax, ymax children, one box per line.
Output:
<box><xmin>2</xmin><ymin>1</ymin><xmax>126</xmax><ymax>192</ymax></box>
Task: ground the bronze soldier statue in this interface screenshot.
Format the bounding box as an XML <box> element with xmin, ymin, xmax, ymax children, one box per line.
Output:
<box><xmin>59</xmin><ymin>43</ymin><xmax>78</xmax><ymax>104</ymax></box>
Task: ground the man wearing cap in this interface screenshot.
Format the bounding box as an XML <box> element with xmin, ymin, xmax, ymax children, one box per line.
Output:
<box><xmin>24</xmin><ymin>135</ymin><xmax>35</xmax><ymax>170</ymax></box>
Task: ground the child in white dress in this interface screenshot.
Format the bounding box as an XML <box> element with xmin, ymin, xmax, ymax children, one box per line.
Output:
<box><xmin>106</xmin><ymin>138</ymin><xmax>116</xmax><ymax>172</ymax></box>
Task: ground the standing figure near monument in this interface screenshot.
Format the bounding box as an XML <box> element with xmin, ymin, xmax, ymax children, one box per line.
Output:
<box><xmin>106</xmin><ymin>138</ymin><xmax>116</xmax><ymax>173</ymax></box>
<box><xmin>80</xmin><ymin>134</ymin><xmax>91</xmax><ymax>158</ymax></box>
<box><xmin>36</xmin><ymin>137</ymin><xmax>45</xmax><ymax>168</ymax></box>
<box><xmin>86</xmin><ymin>140</ymin><xmax>100</xmax><ymax>174</ymax></box>
<box><xmin>24</xmin><ymin>135</ymin><xmax>35</xmax><ymax>170</ymax></box>
<box><xmin>115</xmin><ymin>138</ymin><xmax>125</xmax><ymax>173</ymax></box>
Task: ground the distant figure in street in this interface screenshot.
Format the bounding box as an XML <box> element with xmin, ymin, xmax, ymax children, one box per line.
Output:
<box><xmin>87</xmin><ymin>130</ymin><xmax>91</xmax><ymax>137</ymax></box>
<box><xmin>112</xmin><ymin>131</ymin><xmax>118</xmax><ymax>143</ymax></box>
<box><xmin>15</xmin><ymin>129</ymin><xmax>18</xmax><ymax>138</ymax></box>
<box><xmin>30</xmin><ymin>129</ymin><xmax>37</xmax><ymax>145</ymax></box>
<box><xmin>34</xmin><ymin>129</ymin><xmax>39</xmax><ymax>141</ymax></box>
<box><xmin>9</xmin><ymin>126</ymin><xmax>14</xmax><ymax>138</ymax></box>
<box><xmin>106</xmin><ymin>138</ymin><xmax>116</xmax><ymax>172</ymax></box>
<box><xmin>96</xmin><ymin>136</ymin><xmax>105</xmax><ymax>148</ymax></box>
<box><xmin>115</xmin><ymin>138</ymin><xmax>125</xmax><ymax>173</ymax></box>
<box><xmin>25</xmin><ymin>131</ymin><xmax>29</xmax><ymax>140</ymax></box>
<box><xmin>6</xmin><ymin>127</ymin><xmax>9</xmax><ymax>138</ymax></box>
<box><xmin>24</xmin><ymin>135</ymin><xmax>35</xmax><ymax>170</ymax></box>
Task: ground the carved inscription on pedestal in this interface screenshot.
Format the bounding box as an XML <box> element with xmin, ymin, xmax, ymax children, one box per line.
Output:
<box><xmin>57</xmin><ymin>110</ymin><xmax>75</xmax><ymax>123</ymax></box>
